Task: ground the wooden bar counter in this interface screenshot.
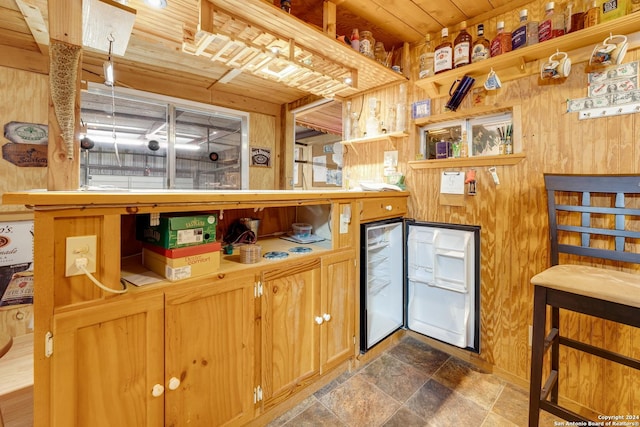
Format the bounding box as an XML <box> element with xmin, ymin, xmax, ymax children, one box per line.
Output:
<box><xmin>1</xmin><ymin>189</ymin><xmax>408</xmax><ymax>427</ymax></box>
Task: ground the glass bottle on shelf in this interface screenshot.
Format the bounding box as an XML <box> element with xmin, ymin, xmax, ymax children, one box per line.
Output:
<box><xmin>434</xmin><ymin>28</ymin><xmax>453</xmax><ymax>74</ymax></box>
<box><xmin>374</xmin><ymin>42</ymin><xmax>387</xmax><ymax>66</ymax></box>
<box><xmin>343</xmin><ymin>101</ymin><xmax>352</xmax><ymax>141</ymax></box>
<box><xmin>551</xmin><ymin>2</ymin><xmax>566</xmax><ymax>38</ymax></box>
<box><xmin>386</xmin><ymin>106</ymin><xmax>396</xmax><ymax>133</ymax></box>
<box><xmin>418</xmin><ymin>34</ymin><xmax>434</xmax><ymax>79</ymax></box>
<box><xmin>350</xmin><ymin>112</ymin><xmax>360</xmax><ymax>139</ymax></box>
<box><xmin>471</xmin><ymin>24</ymin><xmax>490</xmax><ymax>63</ymax></box>
<box><xmin>351</xmin><ymin>29</ymin><xmax>360</xmax><ymax>52</ymax></box>
<box><xmin>512</xmin><ymin>9</ymin><xmax>539</xmax><ymax>49</ymax></box>
<box><xmin>365</xmin><ymin>97</ymin><xmax>379</xmax><ymax>137</ymax></box>
<box><xmin>360</xmin><ymin>31</ymin><xmax>375</xmax><ymax>59</ymax></box>
<box><xmin>568</xmin><ymin>0</ymin><xmax>585</xmax><ymax>32</ymax></box>
<box><xmin>490</xmin><ymin>21</ymin><xmax>512</xmax><ymax>57</ymax></box>
<box><xmin>583</xmin><ymin>0</ymin><xmax>600</xmax><ymax>27</ymax></box>
<box><xmin>395</xmin><ymin>83</ymin><xmax>407</xmax><ymax>133</ymax></box>
<box><xmin>453</xmin><ymin>21</ymin><xmax>472</xmax><ymax>68</ymax></box>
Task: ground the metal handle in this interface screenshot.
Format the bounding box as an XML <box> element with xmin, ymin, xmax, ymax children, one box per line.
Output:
<box><xmin>168</xmin><ymin>377</ymin><xmax>181</xmax><ymax>391</ymax></box>
<box><xmin>315</xmin><ymin>316</ymin><xmax>324</xmax><ymax>325</ymax></box>
<box><xmin>322</xmin><ymin>313</ymin><xmax>331</xmax><ymax>321</ymax></box>
<box><xmin>151</xmin><ymin>384</ymin><xmax>164</xmax><ymax>397</ymax></box>
<box><xmin>385</xmin><ymin>205</ymin><xmax>393</xmax><ymax>211</ymax></box>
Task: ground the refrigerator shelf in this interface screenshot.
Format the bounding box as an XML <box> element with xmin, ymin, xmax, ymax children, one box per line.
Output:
<box><xmin>367</xmin><ymin>241</ymin><xmax>391</xmax><ymax>251</ymax></box>
<box><xmin>368</xmin><ymin>277</ymin><xmax>391</xmax><ymax>295</ymax></box>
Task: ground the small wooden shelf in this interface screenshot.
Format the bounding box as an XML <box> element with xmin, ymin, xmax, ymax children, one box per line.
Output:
<box><xmin>415</xmin><ymin>15</ymin><xmax>640</xmax><ymax>98</ymax></box>
<box><xmin>340</xmin><ymin>132</ymin><xmax>408</xmax><ymax>145</ymax></box>
<box><xmin>409</xmin><ymin>152</ymin><xmax>526</xmax><ymax>169</ymax></box>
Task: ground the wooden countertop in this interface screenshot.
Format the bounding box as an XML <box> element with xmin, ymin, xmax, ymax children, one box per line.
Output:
<box><xmin>2</xmin><ymin>189</ymin><xmax>409</xmax><ymax>209</ymax></box>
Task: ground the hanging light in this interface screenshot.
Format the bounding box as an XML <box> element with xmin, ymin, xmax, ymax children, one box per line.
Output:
<box><xmin>103</xmin><ymin>35</ymin><xmax>115</xmax><ymax>86</ymax></box>
<box><xmin>144</xmin><ymin>0</ymin><xmax>167</xmax><ymax>8</ymax></box>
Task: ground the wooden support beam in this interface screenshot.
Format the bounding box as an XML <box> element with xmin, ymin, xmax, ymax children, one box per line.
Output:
<box><xmin>323</xmin><ymin>1</ymin><xmax>336</xmax><ymax>39</ymax></box>
<box><xmin>199</xmin><ymin>0</ymin><xmax>215</xmax><ymax>33</ymax></box>
<box><xmin>16</xmin><ymin>0</ymin><xmax>50</xmax><ymax>55</ymax></box>
<box><xmin>47</xmin><ymin>0</ymin><xmax>81</xmax><ymax>191</ymax></box>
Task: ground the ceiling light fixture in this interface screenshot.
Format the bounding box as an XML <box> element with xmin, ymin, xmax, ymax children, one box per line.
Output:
<box><xmin>103</xmin><ymin>35</ymin><xmax>115</xmax><ymax>86</ymax></box>
<box><xmin>144</xmin><ymin>0</ymin><xmax>167</xmax><ymax>9</ymax></box>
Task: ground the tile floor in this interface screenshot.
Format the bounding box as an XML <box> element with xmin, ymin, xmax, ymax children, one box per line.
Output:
<box><xmin>267</xmin><ymin>336</ymin><xmax>559</xmax><ymax>427</ymax></box>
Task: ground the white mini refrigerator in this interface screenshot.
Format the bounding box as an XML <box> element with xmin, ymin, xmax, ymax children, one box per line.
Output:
<box><xmin>360</xmin><ymin>219</ymin><xmax>480</xmax><ymax>353</ymax></box>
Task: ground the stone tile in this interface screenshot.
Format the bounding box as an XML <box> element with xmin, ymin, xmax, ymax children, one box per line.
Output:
<box><xmin>283</xmin><ymin>401</ymin><xmax>345</xmax><ymax>427</ymax></box>
<box><xmin>405</xmin><ymin>379</ymin><xmax>488</xmax><ymax>427</ymax></box>
<box><xmin>492</xmin><ymin>382</ymin><xmax>557</xmax><ymax>426</ymax></box>
<box><xmin>382</xmin><ymin>406</ymin><xmax>426</xmax><ymax>427</ymax></box>
<box><xmin>359</xmin><ymin>353</ymin><xmax>431</xmax><ymax>402</ymax></box>
<box><xmin>319</xmin><ymin>374</ymin><xmax>401</xmax><ymax>427</ymax></box>
<box><xmin>432</xmin><ymin>357</ymin><xmax>505</xmax><ymax>409</ymax></box>
<box><xmin>267</xmin><ymin>396</ymin><xmax>318</xmax><ymax>426</ymax></box>
<box><xmin>387</xmin><ymin>337</ymin><xmax>451</xmax><ymax>375</ymax></box>
<box><xmin>481</xmin><ymin>412</ymin><xmax>519</xmax><ymax>427</ymax></box>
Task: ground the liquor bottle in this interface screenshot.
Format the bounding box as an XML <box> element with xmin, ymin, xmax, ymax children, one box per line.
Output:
<box><xmin>512</xmin><ymin>10</ymin><xmax>528</xmax><ymax>50</ymax></box>
<box><xmin>471</xmin><ymin>24</ymin><xmax>490</xmax><ymax>63</ymax></box>
<box><xmin>512</xmin><ymin>9</ymin><xmax>539</xmax><ymax>50</ymax></box>
<box><xmin>490</xmin><ymin>21</ymin><xmax>512</xmax><ymax>57</ymax></box>
<box><xmin>351</xmin><ymin>29</ymin><xmax>360</xmax><ymax>52</ymax></box>
<box><xmin>568</xmin><ymin>0</ymin><xmax>585</xmax><ymax>32</ymax></box>
<box><xmin>453</xmin><ymin>21</ymin><xmax>472</xmax><ymax>68</ymax></box>
<box><xmin>418</xmin><ymin>34</ymin><xmax>434</xmax><ymax>79</ymax></box>
<box><xmin>551</xmin><ymin>2</ymin><xmax>566</xmax><ymax>38</ymax></box>
<box><xmin>539</xmin><ymin>2</ymin><xmax>554</xmax><ymax>41</ymax></box>
<box><xmin>434</xmin><ymin>28</ymin><xmax>453</xmax><ymax>74</ymax></box>
<box><xmin>583</xmin><ymin>0</ymin><xmax>600</xmax><ymax>27</ymax></box>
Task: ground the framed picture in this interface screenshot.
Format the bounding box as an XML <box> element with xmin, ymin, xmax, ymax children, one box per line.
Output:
<box><xmin>250</xmin><ymin>147</ymin><xmax>271</xmax><ymax>167</ymax></box>
<box><xmin>469</xmin><ymin>113</ymin><xmax>512</xmax><ymax>157</ymax></box>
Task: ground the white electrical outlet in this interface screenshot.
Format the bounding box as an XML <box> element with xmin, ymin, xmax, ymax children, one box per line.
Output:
<box><xmin>65</xmin><ymin>235</ymin><xmax>97</xmax><ymax>277</ymax></box>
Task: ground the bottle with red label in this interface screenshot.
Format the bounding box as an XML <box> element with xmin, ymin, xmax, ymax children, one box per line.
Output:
<box><xmin>490</xmin><ymin>21</ymin><xmax>512</xmax><ymax>57</ymax></box>
<box><xmin>539</xmin><ymin>2</ymin><xmax>565</xmax><ymax>41</ymax></box>
<box><xmin>434</xmin><ymin>28</ymin><xmax>453</xmax><ymax>74</ymax></box>
<box><xmin>453</xmin><ymin>21</ymin><xmax>472</xmax><ymax>68</ymax></box>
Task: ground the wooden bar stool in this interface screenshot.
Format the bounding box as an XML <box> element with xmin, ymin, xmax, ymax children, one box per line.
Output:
<box><xmin>528</xmin><ymin>174</ymin><xmax>640</xmax><ymax>426</ymax></box>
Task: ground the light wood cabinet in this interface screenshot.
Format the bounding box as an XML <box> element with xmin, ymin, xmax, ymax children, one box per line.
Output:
<box><xmin>164</xmin><ymin>275</ymin><xmax>256</xmax><ymax>427</ymax></box>
<box><xmin>260</xmin><ymin>258</ymin><xmax>322</xmax><ymax>409</ymax></box>
<box><xmin>0</xmin><ymin>190</ymin><xmax>408</xmax><ymax>426</ymax></box>
<box><xmin>359</xmin><ymin>197</ymin><xmax>408</xmax><ymax>222</ymax></box>
<box><xmin>320</xmin><ymin>250</ymin><xmax>356</xmax><ymax>374</ymax></box>
<box><xmin>51</xmin><ymin>293</ymin><xmax>165</xmax><ymax>427</ymax></box>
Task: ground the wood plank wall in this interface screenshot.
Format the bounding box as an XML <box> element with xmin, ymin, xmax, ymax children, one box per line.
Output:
<box><xmin>343</xmin><ymin>24</ymin><xmax>640</xmax><ymax>420</ymax></box>
<box><xmin>0</xmin><ymin>67</ymin><xmax>48</xmax><ymax>214</ymax></box>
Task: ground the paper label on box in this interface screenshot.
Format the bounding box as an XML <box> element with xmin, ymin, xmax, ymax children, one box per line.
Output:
<box><xmin>166</xmin><ymin>265</ymin><xmax>191</xmax><ymax>281</ymax></box>
<box><xmin>176</xmin><ymin>228</ymin><xmax>204</xmax><ymax>245</ymax></box>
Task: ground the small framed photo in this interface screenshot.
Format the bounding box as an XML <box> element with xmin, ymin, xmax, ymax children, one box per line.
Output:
<box><xmin>412</xmin><ymin>100</ymin><xmax>431</xmax><ymax>119</ymax></box>
<box><xmin>251</xmin><ymin>147</ymin><xmax>271</xmax><ymax>167</ymax></box>
<box><xmin>469</xmin><ymin>113</ymin><xmax>512</xmax><ymax>157</ymax></box>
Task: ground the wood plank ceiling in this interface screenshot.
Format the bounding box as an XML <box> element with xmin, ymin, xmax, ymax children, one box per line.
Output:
<box><xmin>0</xmin><ymin>0</ymin><xmax>524</xmax><ymax>134</ymax></box>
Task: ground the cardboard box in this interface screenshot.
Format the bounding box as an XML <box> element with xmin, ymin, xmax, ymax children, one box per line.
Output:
<box><xmin>142</xmin><ymin>245</ymin><xmax>220</xmax><ymax>281</ymax></box>
<box><xmin>0</xmin><ymin>220</ymin><xmax>34</xmax><ymax>267</ymax></box>
<box><xmin>137</xmin><ymin>214</ymin><xmax>217</xmax><ymax>249</ymax></box>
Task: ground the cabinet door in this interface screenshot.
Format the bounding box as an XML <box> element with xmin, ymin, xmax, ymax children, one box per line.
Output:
<box><xmin>164</xmin><ymin>275</ymin><xmax>255</xmax><ymax>427</ymax></box>
<box><xmin>51</xmin><ymin>293</ymin><xmax>165</xmax><ymax>427</ymax></box>
<box><xmin>261</xmin><ymin>258</ymin><xmax>321</xmax><ymax>408</ymax></box>
<box><xmin>321</xmin><ymin>250</ymin><xmax>356</xmax><ymax>373</ymax></box>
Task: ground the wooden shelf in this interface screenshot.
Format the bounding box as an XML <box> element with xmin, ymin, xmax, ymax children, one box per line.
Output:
<box><xmin>186</xmin><ymin>0</ymin><xmax>408</xmax><ymax>98</ymax></box>
<box><xmin>415</xmin><ymin>15</ymin><xmax>640</xmax><ymax>98</ymax></box>
<box><xmin>340</xmin><ymin>132</ymin><xmax>408</xmax><ymax>145</ymax></box>
<box><xmin>409</xmin><ymin>152</ymin><xmax>526</xmax><ymax>169</ymax></box>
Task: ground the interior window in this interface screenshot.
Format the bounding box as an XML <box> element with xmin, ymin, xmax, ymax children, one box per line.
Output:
<box><xmin>80</xmin><ymin>85</ymin><xmax>248</xmax><ymax>190</ymax></box>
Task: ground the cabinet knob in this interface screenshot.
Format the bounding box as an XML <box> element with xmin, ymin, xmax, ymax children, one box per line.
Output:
<box><xmin>385</xmin><ymin>205</ymin><xmax>393</xmax><ymax>211</ymax></box>
<box><xmin>168</xmin><ymin>377</ymin><xmax>181</xmax><ymax>391</ymax></box>
<box><xmin>322</xmin><ymin>313</ymin><xmax>331</xmax><ymax>322</ymax></box>
<box><xmin>151</xmin><ymin>384</ymin><xmax>164</xmax><ymax>397</ymax></box>
<box><xmin>315</xmin><ymin>316</ymin><xmax>324</xmax><ymax>325</ymax></box>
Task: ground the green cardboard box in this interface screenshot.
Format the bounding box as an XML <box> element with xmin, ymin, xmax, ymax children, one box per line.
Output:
<box><xmin>137</xmin><ymin>214</ymin><xmax>217</xmax><ymax>249</ymax></box>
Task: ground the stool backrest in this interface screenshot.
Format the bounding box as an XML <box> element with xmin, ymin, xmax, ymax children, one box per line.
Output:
<box><xmin>544</xmin><ymin>174</ymin><xmax>640</xmax><ymax>266</ymax></box>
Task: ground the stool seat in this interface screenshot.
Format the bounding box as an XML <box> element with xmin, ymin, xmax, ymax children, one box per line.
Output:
<box><xmin>531</xmin><ymin>264</ymin><xmax>640</xmax><ymax>309</ymax></box>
